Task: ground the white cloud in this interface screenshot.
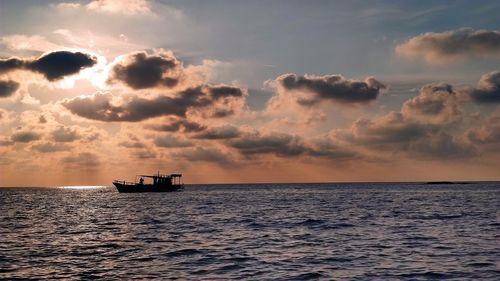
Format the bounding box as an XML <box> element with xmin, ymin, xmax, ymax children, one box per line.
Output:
<box><xmin>54</xmin><ymin>2</ymin><xmax>82</xmax><ymax>10</ymax></box>
<box><xmin>86</xmin><ymin>0</ymin><xmax>152</xmax><ymax>16</ymax></box>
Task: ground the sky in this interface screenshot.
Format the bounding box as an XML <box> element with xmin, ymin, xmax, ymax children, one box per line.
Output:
<box><xmin>1</xmin><ymin>0</ymin><xmax>500</xmax><ymax>186</ymax></box>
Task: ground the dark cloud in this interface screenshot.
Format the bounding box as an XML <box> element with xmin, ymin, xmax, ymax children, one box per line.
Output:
<box><xmin>396</xmin><ymin>28</ymin><xmax>500</xmax><ymax>63</ymax></box>
<box><xmin>134</xmin><ymin>150</ymin><xmax>156</xmax><ymax>159</ymax></box>
<box><xmin>305</xmin><ymin>138</ymin><xmax>359</xmax><ymax>160</ymax></box>
<box><xmin>340</xmin><ymin>112</ymin><xmax>431</xmax><ymax>149</ymax></box>
<box><xmin>146</xmin><ymin>118</ymin><xmax>206</xmax><ymax>132</ymax></box>
<box><xmin>210</xmin><ymin>86</ymin><xmax>244</xmax><ymax>99</ymax></box>
<box><xmin>52</xmin><ymin>127</ymin><xmax>80</xmax><ymax>142</ymax></box>
<box><xmin>85</xmin><ymin>132</ymin><xmax>101</xmax><ymax>142</ymax></box>
<box><xmin>228</xmin><ymin>132</ymin><xmax>305</xmax><ymax>157</ymax></box>
<box><xmin>0</xmin><ymin>51</ymin><xmax>97</xmax><ymax>80</ymax></box>
<box><xmin>0</xmin><ymin>140</ymin><xmax>14</xmax><ymax>146</ymax></box>
<box><xmin>39</xmin><ymin>115</ymin><xmax>47</xmax><ymax>124</ymax></box>
<box><xmin>223</xmin><ymin>130</ymin><xmax>358</xmax><ymax>160</ymax></box>
<box><xmin>62</xmin><ymin>85</ymin><xmax>245</xmax><ymax>122</ymax></box>
<box><xmin>408</xmin><ymin>133</ymin><xmax>477</xmax><ymax>160</ymax></box>
<box><xmin>336</xmin><ymin>110</ymin><xmax>476</xmax><ymax>160</ymax></box>
<box><xmin>470</xmin><ymin>71</ymin><xmax>500</xmax><ymax>103</ymax></box>
<box><xmin>119</xmin><ymin>141</ymin><xmax>146</xmax><ymax>148</ymax></box>
<box><xmin>27</xmin><ymin>51</ymin><xmax>97</xmax><ymax>81</ymax></box>
<box><xmin>465</xmin><ymin>112</ymin><xmax>500</xmax><ymax>146</ymax></box>
<box><xmin>62</xmin><ymin>152</ymin><xmax>100</xmax><ymax>168</ymax></box>
<box><xmin>31</xmin><ymin>142</ymin><xmax>70</xmax><ymax>153</ymax></box>
<box><xmin>63</xmin><ymin>92</ymin><xmax>186</xmax><ymax>122</ymax></box>
<box><xmin>11</xmin><ymin>131</ymin><xmax>42</xmax><ymax>143</ymax></box>
<box><xmin>211</xmin><ymin>109</ymin><xmax>235</xmax><ymax>118</ymax></box>
<box><xmin>193</xmin><ymin>125</ymin><xmax>240</xmax><ymax>139</ymax></box>
<box><xmin>176</xmin><ymin>147</ymin><xmax>232</xmax><ymax>164</ymax></box>
<box><xmin>154</xmin><ymin>135</ymin><xmax>192</xmax><ymax>148</ymax></box>
<box><xmin>275</xmin><ymin>73</ymin><xmax>385</xmax><ymax>104</ymax></box>
<box><xmin>0</xmin><ymin>80</ymin><xmax>20</xmax><ymax>98</ymax></box>
<box><xmin>0</xmin><ymin>57</ymin><xmax>24</xmax><ymax>74</ymax></box>
<box><xmin>108</xmin><ymin>51</ymin><xmax>181</xmax><ymax>89</ymax></box>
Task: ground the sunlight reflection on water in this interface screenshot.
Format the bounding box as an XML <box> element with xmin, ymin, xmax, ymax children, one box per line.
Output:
<box><xmin>59</xmin><ymin>186</ymin><xmax>107</xmax><ymax>189</ymax></box>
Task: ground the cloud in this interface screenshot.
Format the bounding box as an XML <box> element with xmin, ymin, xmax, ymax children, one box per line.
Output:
<box><xmin>465</xmin><ymin>109</ymin><xmax>500</xmax><ymax>146</ymax></box>
<box><xmin>271</xmin><ymin>73</ymin><xmax>385</xmax><ymax>106</ymax></box>
<box><xmin>407</xmin><ymin>132</ymin><xmax>476</xmax><ymax>159</ymax></box>
<box><xmin>396</xmin><ymin>28</ymin><xmax>500</xmax><ymax>64</ymax></box>
<box><xmin>134</xmin><ymin>150</ymin><xmax>155</xmax><ymax>159</ymax></box>
<box><xmin>176</xmin><ymin>147</ymin><xmax>232</xmax><ymax>164</ymax></box>
<box><xmin>0</xmin><ymin>57</ymin><xmax>24</xmax><ymax>74</ymax></box>
<box><xmin>31</xmin><ymin>142</ymin><xmax>70</xmax><ymax>153</ymax></box>
<box><xmin>193</xmin><ymin>125</ymin><xmax>241</xmax><ymax>139</ymax></box>
<box><xmin>28</xmin><ymin>51</ymin><xmax>97</xmax><ymax>81</ymax></box>
<box><xmin>1</xmin><ymin>31</ymin><xmax>147</xmax><ymax>59</ymax></box>
<box><xmin>11</xmin><ymin>131</ymin><xmax>42</xmax><ymax>143</ymax></box>
<box><xmin>228</xmin><ymin>132</ymin><xmax>306</xmax><ymax>157</ymax></box>
<box><xmin>54</xmin><ymin>2</ymin><xmax>82</xmax><ymax>10</ymax></box>
<box><xmin>62</xmin><ymin>152</ymin><xmax>100</xmax><ymax>168</ymax></box>
<box><xmin>0</xmin><ymin>140</ymin><xmax>14</xmax><ymax>146</ymax></box>
<box><xmin>470</xmin><ymin>71</ymin><xmax>500</xmax><ymax>103</ymax></box>
<box><xmin>86</xmin><ymin>0</ymin><xmax>152</xmax><ymax>16</ymax></box>
<box><xmin>119</xmin><ymin>141</ymin><xmax>146</xmax><ymax>148</ymax></box>
<box><xmin>402</xmin><ymin>83</ymin><xmax>464</xmax><ymax>123</ymax></box>
<box><xmin>222</xmin><ymin>130</ymin><xmax>358</xmax><ymax>161</ymax></box>
<box><xmin>62</xmin><ymin>92</ymin><xmax>185</xmax><ymax>121</ymax></box>
<box><xmin>0</xmin><ymin>80</ymin><xmax>20</xmax><ymax>98</ymax></box>
<box><xmin>154</xmin><ymin>135</ymin><xmax>192</xmax><ymax>148</ymax></box>
<box><xmin>0</xmin><ymin>51</ymin><xmax>97</xmax><ymax>81</ymax></box>
<box><xmin>62</xmin><ymin>84</ymin><xmax>246</xmax><ymax>122</ymax></box>
<box><xmin>1</xmin><ymin>35</ymin><xmax>62</xmax><ymax>52</ymax></box>
<box><xmin>338</xmin><ymin>112</ymin><xmax>431</xmax><ymax>149</ymax></box>
<box><xmin>146</xmin><ymin>117</ymin><xmax>206</xmax><ymax>132</ymax></box>
<box><xmin>0</xmin><ymin>109</ymin><xmax>16</xmax><ymax>125</ymax></box>
<box><xmin>305</xmin><ymin>137</ymin><xmax>359</xmax><ymax>160</ymax></box>
<box><xmin>52</xmin><ymin>126</ymin><xmax>80</xmax><ymax>142</ymax></box>
<box><xmin>108</xmin><ymin>51</ymin><xmax>182</xmax><ymax>89</ymax></box>
<box><xmin>335</xmin><ymin>111</ymin><xmax>477</xmax><ymax>159</ymax></box>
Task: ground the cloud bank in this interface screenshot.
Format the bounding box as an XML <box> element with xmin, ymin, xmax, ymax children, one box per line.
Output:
<box><xmin>396</xmin><ymin>28</ymin><xmax>500</xmax><ymax>64</ymax></box>
<box><xmin>62</xmin><ymin>85</ymin><xmax>246</xmax><ymax>122</ymax></box>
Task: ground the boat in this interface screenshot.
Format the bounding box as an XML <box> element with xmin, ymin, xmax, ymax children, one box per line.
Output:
<box><xmin>113</xmin><ymin>172</ymin><xmax>184</xmax><ymax>193</ymax></box>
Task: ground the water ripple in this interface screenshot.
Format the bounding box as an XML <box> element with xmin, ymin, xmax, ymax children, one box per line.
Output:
<box><xmin>0</xmin><ymin>183</ymin><xmax>499</xmax><ymax>280</ymax></box>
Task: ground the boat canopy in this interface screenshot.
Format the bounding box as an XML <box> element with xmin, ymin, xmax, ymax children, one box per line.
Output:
<box><xmin>137</xmin><ymin>173</ymin><xmax>182</xmax><ymax>179</ymax></box>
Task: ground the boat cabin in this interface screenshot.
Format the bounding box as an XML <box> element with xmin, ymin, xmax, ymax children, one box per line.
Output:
<box><xmin>136</xmin><ymin>173</ymin><xmax>182</xmax><ymax>186</ymax></box>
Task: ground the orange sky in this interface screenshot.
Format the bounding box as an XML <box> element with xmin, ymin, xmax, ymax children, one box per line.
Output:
<box><xmin>1</xmin><ymin>0</ymin><xmax>500</xmax><ymax>186</ymax></box>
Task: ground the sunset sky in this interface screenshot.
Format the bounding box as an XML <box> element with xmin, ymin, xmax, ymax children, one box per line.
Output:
<box><xmin>1</xmin><ymin>0</ymin><xmax>500</xmax><ymax>186</ymax></box>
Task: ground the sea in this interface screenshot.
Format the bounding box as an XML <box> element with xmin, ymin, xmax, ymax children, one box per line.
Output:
<box><xmin>0</xmin><ymin>182</ymin><xmax>499</xmax><ymax>280</ymax></box>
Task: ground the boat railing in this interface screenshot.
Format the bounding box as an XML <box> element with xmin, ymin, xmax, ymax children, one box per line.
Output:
<box><xmin>113</xmin><ymin>180</ymin><xmax>136</xmax><ymax>185</ymax></box>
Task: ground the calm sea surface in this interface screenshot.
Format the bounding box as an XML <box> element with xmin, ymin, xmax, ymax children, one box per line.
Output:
<box><xmin>0</xmin><ymin>183</ymin><xmax>499</xmax><ymax>280</ymax></box>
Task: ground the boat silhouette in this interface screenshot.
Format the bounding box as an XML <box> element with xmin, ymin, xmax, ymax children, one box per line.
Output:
<box><xmin>113</xmin><ymin>172</ymin><xmax>184</xmax><ymax>192</ymax></box>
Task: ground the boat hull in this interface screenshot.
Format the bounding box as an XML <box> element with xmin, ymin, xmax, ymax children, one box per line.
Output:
<box><xmin>113</xmin><ymin>182</ymin><xmax>183</xmax><ymax>193</ymax></box>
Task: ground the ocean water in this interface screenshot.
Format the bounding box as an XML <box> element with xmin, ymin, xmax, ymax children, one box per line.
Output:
<box><xmin>0</xmin><ymin>183</ymin><xmax>499</xmax><ymax>280</ymax></box>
